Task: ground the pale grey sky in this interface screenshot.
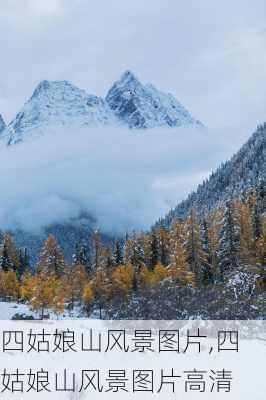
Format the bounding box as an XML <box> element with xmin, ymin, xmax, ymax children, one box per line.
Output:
<box><xmin>0</xmin><ymin>1</ymin><xmax>265</xmax><ymax>233</ymax></box>
<box><xmin>0</xmin><ymin>0</ymin><xmax>266</xmax><ymax>138</ymax></box>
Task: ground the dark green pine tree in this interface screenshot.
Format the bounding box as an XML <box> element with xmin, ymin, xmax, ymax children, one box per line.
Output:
<box><xmin>132</xmin><ymin>268</ymin><xmax>138</xmax><ymax>293</ymax></box>
<box><xmin>253</xmin><ymin>182</ymin><xmax>265</xmax><ymax>239</ymax></box>
<box><xmin>218</xmin><ymin>201</ymin><xmax>239</xmax><ymax>273</ymax></box>
<box><xmin>113</xmin><ymin>240</ymin><xmax>123</xmax><ymax>266</ymax></box>
<box><xmin>17</xmin><ymin>248</ymin><xmax>30</xmax><ymax>280</ymax></box>
<box><xmin>159</xmin><ymin>229</ymin><xmax>169</xmax><ymax>267</ymax></box>
<box><xmin>129</xmin><ymin>236</ymin><xmax>145</xmax><ymax>268</ymax></box>
<box><xmin>73</xmin><ymin>244</ymin><xmax>91</xmax><ymax>274</ymax></box>
<box><xmin>200</xmin><ymin>219</ymin><xmax>213</xmax><ymax>284</ymax></box>
<box><xmin>0</xmin><ymin>242</ymin><xmax>13</xmax><ymax>272</ymax></box>
<box><xmin>150</xmin><ymin>231</ymin><xmax>159</xmax><ymax>270</ymax></box>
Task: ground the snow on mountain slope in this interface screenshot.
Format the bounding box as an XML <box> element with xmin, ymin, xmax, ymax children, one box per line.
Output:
<box><xmin>1</xmin><ymin>72</ymin><xmax>202</xmax><ymax>145</ymax></box>
<box><xmin>0</xmin><ymin>114</ymin><xmax>6</xmax><ymax>134</ymax></box>
<box><xmin>157</xmin><ymin>123</ymin><xmax>266</xmax><ymax>227</ymax></box>
<box><xmin>3</xmin><ymin>80</ymin><xmax>116</xmax><ymax>145</ymax></box>
<box><xmin>106</xmin><ymin>71</ymin><xmax>202</xmax><ymax>129</ymax></box>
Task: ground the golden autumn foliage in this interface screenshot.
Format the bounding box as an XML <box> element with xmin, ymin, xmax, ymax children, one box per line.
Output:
<box><xmin>21</xmin><ymin>272</ymin><xmax>65</xmax><ymax>319</ymax></box>
<box><xmin>255</xmin><ymin>217</ymin><xmax>266</xmax><ymax>290</ymax></box>
<box><xmin>233</xmin><ymin>199</ymin><xmax>255</xmax><ymax>265</ymax></box>
<box><xmin>136</xmin><ymin>263</ymin><xmax>168</xmax><ymax>289</ymax></box>
<box><xmin>20</xmin><ymin>272</ymin><xmax>35</xmax><ymax>301</ymax></box>
<box><xmin>63</xmin><ymin>264</ymin><xmax>88</xmax><ymax>307</ymax></box>
<box><xmin>168</xmin><ymin>221</ymin><xmax>196</xmax><ymax>286</ymax></box>
<box><xmin>82</xmin><ymin>283</ymin><xmax>94</xmax><ymax>305</ymax></box>
<box><xmin>90</xmin><ymin>269</ymin><xmax>110</xmax><ymax>318</ymax></box>
<box><xmin>256</xmin><ymin>216</ymin><xmax>266</xmax><ymax>266</ymax></box>
<box><xmin>207</xmin><ymin>208</ymin><xmax>223</xmax><ymax>272</ymax></box>
<box><xmin>152</xmin><ymin>263</ymin><xmax>168</xmax><ymax>284</ymax></box>
<box><xmin>111</xmin><ymin>264</ymin><xmax>134</xmax><ymax>297</ymax></box>
<box><xmin>37</xmin><ymin>234</ymin><xmax>65</xmax><ymax>276</ymax></box>
<box><xmin>0</xmin><ymin>271</ymin><xmax>20</xmax><ymax>300</ymax></box>
<box><xmin>0</xmin><ymin>191</ymin><xmax>264</xmax><ymax>319</ymax></box>
<box><xmin>138</xmin><ymin>265</ymin><xmax>152</xmax><ymax>289</ymax></box>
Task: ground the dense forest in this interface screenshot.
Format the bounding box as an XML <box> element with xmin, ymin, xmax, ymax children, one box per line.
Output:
<box><xmin>159</xmin><ymin>124</ymin><xmax>265</xmax><ymax>225</ymax></box>
<box><xmin>0</xmin><ymin>188</ymin><xmax>265</xmax><ymax>320</ymax></box>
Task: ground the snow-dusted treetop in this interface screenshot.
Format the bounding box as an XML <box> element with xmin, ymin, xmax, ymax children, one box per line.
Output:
<box><xmin>157</xmin><ymin>123</ymin><xmax>266</xmax><ymax>227</ymax></box>
<box><xmin>1</xmin><ymin>71</ymin><xmax>202</xmax><ymax>145</ymax></box>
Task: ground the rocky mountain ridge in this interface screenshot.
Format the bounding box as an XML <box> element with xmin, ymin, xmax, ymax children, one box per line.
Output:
<box><xmin>0</xmin><ymin>71</ymin><xmax>202</xmax><ymax>144</ymax></box>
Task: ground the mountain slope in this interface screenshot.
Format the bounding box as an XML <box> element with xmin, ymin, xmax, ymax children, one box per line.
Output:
<box><xmin>106</xmin><ymin>71</ymin><xmax>202</xmax><ymax>129</ymax></box>
<box><xmin>1</xmin><ymin>214</ymin><xmax>113</xmax><ymax>266</ymax></box>
<box><xmin>0</xmin><ymin>114</ymin><xmax>6</xmax><ymax>134</ymax></box>
<box><xmin>158</xmin><ymin>123</ymin><xmax>266</xmax><ymax>226</ymax></box>
<box><xmin>3</xmin><ymin>80</ymin><xmax>116</xmax><ymax>145</ymax></box>
<box><xmin>1</xmin><ymin>72</ymin><xmax>202</xmax><ymax>145</ymax></box>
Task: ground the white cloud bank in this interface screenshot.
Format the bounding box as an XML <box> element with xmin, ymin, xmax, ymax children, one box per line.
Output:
<box><xmin>0</xmin><ymin>125</ymin><xmax>248</xmax><ymax>235</ymax></box>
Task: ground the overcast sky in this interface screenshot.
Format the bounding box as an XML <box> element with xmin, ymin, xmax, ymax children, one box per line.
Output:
<box><xmin>0</xmin><ymin>0</ymin><xmax>266</xmax><ymax>138</ymax></box>
<box><xmin>0</xmin><ymin>1</ymin><xmax>265</xmax><ymax>233</ymax></box>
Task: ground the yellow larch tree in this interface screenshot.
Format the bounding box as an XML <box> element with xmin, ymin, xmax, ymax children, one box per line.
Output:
<box><xmin>111</xmin><ymin>264</ymin><xmax>134</xmax><ymax>298</ymax></box>
<box><xmin>37</xmin><ymin>235</ymin><xmax>65</xmax><ymax>276</ymax></box>
<box><xmin>168</xmin><ymin>221</ymin><xmax>196</xmax><ymax>286</ymax></box>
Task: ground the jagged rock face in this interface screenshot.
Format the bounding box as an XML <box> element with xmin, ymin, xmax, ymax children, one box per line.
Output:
<box><xmin>106</xmin><ymin>71</ymin><xmax>201</xmax><ymax>129</ymax></box>
<box><xmin>2</xmin><ymin>72</ymin><xmax>202</xmax><ymax>145</ymax></box>
<box><xmin>5</xmin><ymin>80</ymin><xmax>116</xmax><ymax>144</ymax></box>
<box><xmin>0</xmin><ymin>72</ymin><xmax>204</xmax><ymax>262</ymax></box>
<box><xmin>0</xmin><ymin>114</ymin><xmax>6</xmax><ymax>134</ymax></box>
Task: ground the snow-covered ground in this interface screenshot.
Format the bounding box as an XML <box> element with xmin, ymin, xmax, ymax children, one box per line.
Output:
<box><xmin>0</xmin><ymin>302</ymin><xmax>37</xmax><ymax>320</ymax></box>
<box><xmin>0</xmin><ymin>301</ymin><xmax>89</xmax><ymax>320</ymax></box>
<box><xmin>0</xmin><ymin>319</ymin><xmax>264</xmax><ymax>399</ymax></box>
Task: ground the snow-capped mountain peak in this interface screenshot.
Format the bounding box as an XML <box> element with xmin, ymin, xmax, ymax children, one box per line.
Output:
<box><xmin>106</xmin><ymin>71</ymin><xmax>202</xmax><ymax>129</ymax></box>
<box><xmin>31</xmin><ymin>79</ymin><xmax>53</xmax><ymax>98</ymax></box>
<box><xmin>4</xmin><ymin>79</ymin><xmax>115</xmax><ymax>145</ymax></box>
<box><xmin>113</xmin><ymin>70</ymin><xmax>143</xmax><ymax>94</ymax></box>
<box><xmin>2</xmin><ymin>72</ymin><xmax>203</xmax><ymax>145</ymax></box>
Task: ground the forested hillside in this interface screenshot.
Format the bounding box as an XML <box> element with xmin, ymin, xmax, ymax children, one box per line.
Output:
<box><xmin>158</xmin><ymin>123</ymin><xmax>265</xmax><ymax>226</ymax></box>
<box><xmin>0</xmin><ymin>191</ymin><xmax>264</xmax><ymax>319</ymax></box>
<box><xmin>0</xmin><ymin>123</ymin><xmax>265</xmax><ymax>319</ymax></box>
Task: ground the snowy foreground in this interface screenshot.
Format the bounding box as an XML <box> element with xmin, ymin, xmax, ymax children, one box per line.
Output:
<box><xmin>0</xmin><ymin>319</ymin><xmax>264</xmax><ymax>399</ymax></box>
<box><xmin>0</xmin><ymin>301</ymin><xmax>99</xmax><ymax>320</ymax></box>
<box><xmin>0</xmin><ymin>302</ymin><xmax>36</xmax><ymax>320</ymax></box>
